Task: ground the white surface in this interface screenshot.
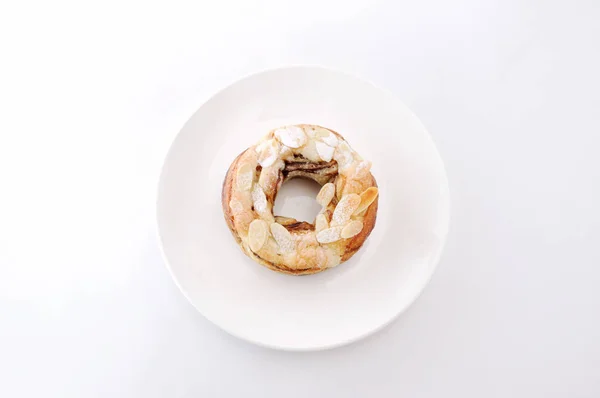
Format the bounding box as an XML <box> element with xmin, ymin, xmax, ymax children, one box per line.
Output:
<box><xmin>1</xmin><ymin>0</ymin><xmax>599</xmax><ymax>396</ymax></box>
<box><xmin>157</xmin><ymin>67</ymin><xmax>450</xmax><ymax>350</ymax></box>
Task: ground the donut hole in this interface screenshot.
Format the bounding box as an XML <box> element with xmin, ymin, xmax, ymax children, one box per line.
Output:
<box><xmin>273</xmin><ymin>178</ymin><xmax>322</xmax><ymax>223</ymax></box>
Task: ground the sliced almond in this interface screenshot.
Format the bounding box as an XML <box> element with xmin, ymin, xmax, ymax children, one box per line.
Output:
<box><xmin>258</xmin><ymin>165</ymin><xmax>278</xmax><ymax>193</ymax></box>
<box><xmin>324</xmin><ymin>248</ymin><xmax>341</xmax><ymax>267</ymax></box>
<box><xmin>354</xmin><ymin>187</ymin><xmax>379</xmax><ymax>215</ymax></box>
<box><xmin>315</xmin><ymin>141</ymin><xmax>335</xmax><ymax>162</ymax></box>
<box><xmin>270</xmin><ymin>223</ymin><xmax>295</xmax><ymax>253</ymax></box>
<box><xmin>303</xmin><ymin>125</ymin><xmax>316</xmax><ymax>138</ymax></box>
<box><xmin>274</xmin><ymin>216</ymin><xmax>297</xmax><ymax>226</ymax></box>
<box><xmin>335</xmin><ymin>175</ymin><xmax>345</xmax><ymax>199</ymax></box>
<box><xmin>233</xmin><ymin>211</ymin><xmax>254</xmax><ymax>234</ymax></box>
<box><xmin>254</xmin><ymin>140</ymin><xmax>268</xmax><ymax>154</ymax></box>
<box><xmin>258</xmin><ymin>139</ymin><xmax>279</xmax><ymax>167</ymax></box>
<box><xmin>316</xmin><ymin>183</ymin><xmax>335</xmax><ymax>207</ymax></box>
<box><xmin>248</xmin><ymin>219</ymin><xmax>268</xmax><ymax>252</ymax></box>
<box><xmin>334</xmin><ymin>141</ymin><xmax>354</xmax><ymax>170</ymax></box>
<box><xmin>236</xmin><ymin>163</ymin><xmax>254</xmax><ymax>191</ymax></box>
<box><xmin>314</xmin><ymin>127</ymin><xmax>339</xmax><ymax>146</ymax></box>
<box><xmin>315</xmin><ymin>213</ymin><xmax>329</xmax><ymax>232</ymax></box>
<box><xmin>322</xmin><ymin>134</ymin><xmax>339</xmax><ymax>147</ymax></box>
<box><xmin>279</xmin><ymin>144</ymin><xmax>292</xmax><ymax>158</ymax></box>
<box><xmin>229</xmin><ymin>197</ymin><xmax>244</xmax><ymax>214</ymax></box>
<box><xmin>251</xmin><ymin>184</ymin><xmax>268</xmax><ymax>216</ymax></box>
<box><xmin>315</xmin><ymin>128</ymin><xmax>339</xmax><ymax>147</ymax></box>
<box><xmin>274</xmin><ymin>126</ymin><xmax>307</xmax><ymax>148</ymax></box>
<box><xmin>315</xmin><ymin>127</ymin><xmax>331</xmax><ymax>138</ymax></box>
<box><xmin>316</xmin><ymin>226</ymin><xmax>343</xmax><ymax>244</ymax></box>
<box><xmin>316</xmin><ymin>246</ymin><xmax>340</xmax><ymax>267</ymax></box>
<box><xmin>299</xmin><ymin>139</ymin><xmax>321</xmax><ymax>162</ymax></box>
<box><xmin>315</xmin><ymin>247</ymin><xmax>327</xmax><ymax>268</ymax></box>
<box><xmin>353</xmin><ymin>160</ymin><xmax>372</xmax><ymax>179</ymax></box>
<box><xmin>331</xmin><ymin>193</ymin><xmax>361</xmax><ymax>226</ymax></box>
<box><xmin>341</xmin><ymin>220</ymin><xmax>364</xmax><ymax>239</ymax></box>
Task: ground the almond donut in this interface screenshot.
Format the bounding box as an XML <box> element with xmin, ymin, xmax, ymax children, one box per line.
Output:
<box><xmin>221</xmin><ymin>124</ymin><xmax>379</xmax><ymax>275</ymax></box>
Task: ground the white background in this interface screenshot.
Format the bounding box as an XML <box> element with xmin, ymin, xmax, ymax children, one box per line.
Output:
<box><xmin>1</xmin><ymin>0</ymin><xmax>599</xmax><ymax>397</ymax></box>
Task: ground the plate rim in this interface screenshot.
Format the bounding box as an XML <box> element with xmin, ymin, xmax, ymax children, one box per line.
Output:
<box><xmin>155</xmin><ymin>64</ymin><xmax>451</xmax><ymax>351</ymax></box>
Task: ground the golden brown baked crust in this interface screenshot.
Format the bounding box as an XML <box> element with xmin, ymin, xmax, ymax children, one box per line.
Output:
<box><xmin>221</xmin><ymin>125</ymin><xmax>379</xmax><ymax>275</ymax></box>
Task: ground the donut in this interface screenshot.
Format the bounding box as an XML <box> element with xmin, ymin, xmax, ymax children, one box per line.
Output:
<box><xmin>221</xmin><ymin>124</ymin><xmax>379</xmax><ymax>275</ymax></box>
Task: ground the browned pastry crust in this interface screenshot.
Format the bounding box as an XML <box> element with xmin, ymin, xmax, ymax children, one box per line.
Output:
<box><xmin>222</xmin><ymin>125</ymin><xmax>379</xmax><ymax>275</ymax></box>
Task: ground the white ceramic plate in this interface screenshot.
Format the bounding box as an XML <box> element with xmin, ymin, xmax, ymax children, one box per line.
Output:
<box><xmin>157</xmin><ymin>66</ymin><xmax>450</xmax><ymax>351</ymax></box>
